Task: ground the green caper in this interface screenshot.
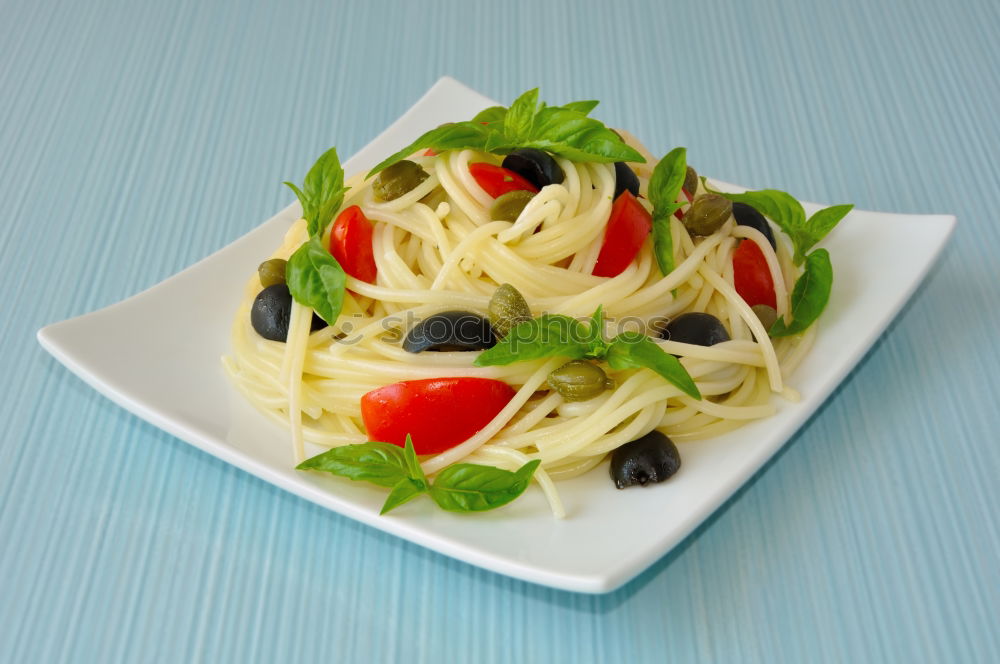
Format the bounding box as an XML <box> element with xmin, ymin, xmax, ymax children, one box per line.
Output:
<box><xmin>372</xmin><ymin>160</ymin><xmax>429</xmax><ymax>201</ymax></box>
<box><xmin>547</xmin><ymin>360</ymin><xmax>609</xmax><ymax>402</ymax></box>
<box><xmin>419</xmin><ymin>185</ymin><xmax>447</xmax><ymax>209</ymax></box>
<box><xmin>487</xmin><ymin>283</ymin><xmax>532</xmax><ymax>338</ymax></box>
<box><xmin>489</xmin><ymin>190</ymin><xmax>536</xmax><ymax>221</ymax></box>
<box><xmin>751</xmin><ymin>304</ymin><xmax>778</xmax><ymax>330</ymax></box>
<box><xmin>683</xmin><ymin>165</ymin><xmax>699</xmax><ymax>196</ymax></box>
<box><xmin>682</xmin><ymin>194</ymin><xmax>732</xmax><ymax>236</ymax></box>
<box><xmin>257</xmin><ymin>258</ymin><xmax>287</xmax><ymax>287</ymax></box>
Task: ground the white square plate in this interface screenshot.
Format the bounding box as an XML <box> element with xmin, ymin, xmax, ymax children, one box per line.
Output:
<box><xmin>37</xmin><ymin>77</ymin><xmax>955</xmax><ymax>593</ymax></box>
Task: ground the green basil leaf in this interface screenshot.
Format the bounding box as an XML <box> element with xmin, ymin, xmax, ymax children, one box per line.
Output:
<box><xmin>471</xmin><ymin>105</ymin><xmax>506</xmax><ymax>124</ymax></box>
<box><xmin>474</xmin><ymin>100</ymin><xmax>584</xmax><ymax>129</ymax></box>
<box><xmin>503</xmin><ymin>88</ymin><xmax>539</xmax><ymax>141</ymax></box>
<box><xmin>645</xmin><ymin>148</ymin><xmax>687</xmax><ymax>276</ymax></box>
<box><xmin>518</xmin><ymin>106</ymin><xmax>644</xmax><ymax>162</ymax></box>
<box><xmin>648</xmin><ymin>147</ymin><xmax>687</xmax><ymax>212</ymax></box>
<box><xmin>474</xmin><ymin>314</ymin><xmax>591</xmax><ymax>366</ymax></box>
<box><xmin>296</xmin><ymin>441</ymin><xmax>408</xmax><ymax>488</ymax></box>
<box><xmin>303</xmin><ymin>147</ymin><xmax>347</xmax><ymax>237</ymax></box>
<box><xmin>286</xmin><ymin>236</ymin><xmax>346</xmax><ymax>325</ymax></box>
<box><xmin>801</xmin><ymin>204</ymin><xmax>853</xmax><ymax>255</ymax></box>
<box><xmin>559</xmin><ymin>99</ymin><xmax>599</xmax><ymax>115</ymax></box>
<box><xmin>606</xmin><ymin>332</ymin><xmax>701</xmax><ymax>399</ymax></box>
<box><xmin>583</xmin><ymin>305</ymin><xmax>608</xmax><ymax>356</ymax></box>
<box><xmin>379</xmin><ymin>436</ymin><xmax>431</xmax><ymax>514</ymax></box>
<box><xmin>770</xmin><ymin>249</ymin><xmax>833</xmax><ymax>337</ymax></box>
<box><xmin>284</xmin><ymin>147</ymin><xmax>348</xmax><ymax>238</ymax></box>
<box><xmin>367</xmin><ymin>121</ymin><xmax>492</xmax><ymax>176</ymax></box>
<box><xmin>402</xmin><ymin>434</ymin><xmax>428</xmax><ymax>484</ymax></box>
<box><xmin>283</xmin><ymin>181</ymin><xmax>310</xmax><ymax>218</ymax></box>
<box><xmin>380</xmin><ymin>477</ymin><xmax>429</xmax><ymax>514</ymax></box>
<box><xmin>429</xmin><ymin>460</ymin><xmax>541</xmax><ymax>512</ymax></box>
<box><xmin>652</xmin><ymin>212</ymin><xmax>679</xmax><ymax>276</ymax></box>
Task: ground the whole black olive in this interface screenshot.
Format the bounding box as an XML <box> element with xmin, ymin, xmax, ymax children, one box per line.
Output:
<box><xmin>501</xmin><ymin>148</ymin><xmax>565</xmax><ymax>189</ymax></box>
<box><xmin>251</xmin><ymin>284</ymin><xmax>327</xmax><ymax>342</ymax></box>
<box><xmin>732</xmin><ymin>202</ymin><xmax>776</xmax><ymax>249</ymax></box>
<box><xmin>610</xmin><ymin>430</ymin><xmax>681</xmax><ymax>489</ymax></box>
<box><xmin>402</xmin><ymin>310</ymin><xmax>497</xmax><ymax>353</ymax></box>
<box><xmin>661</xmin><ymin>312</ymin><xmax>730</xmax><ymax>347</ymax></box>
<box><xmin>613</xmin><ymin>162</ymin><xmax>640</xmax><ymax>199</ymax></box>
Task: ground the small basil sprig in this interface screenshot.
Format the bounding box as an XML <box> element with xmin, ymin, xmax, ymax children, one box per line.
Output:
<box><xmin>647</xmin><ymin>147</ymin><xmax>688</xmax><ymax>276</ymax></box>
<box><xmin>706</xmin><ymin>184</ymin><xmax>852</xmax><ymax>336</ymax></box>
<box><xmin>298</xmin><ymin>435</ymin><xmax>541</xmax><ymax>514</ymax></box>
<box><xmin>474</xmin><ymin>306</ymin><xmax>701</xmax><ymax>400</ymax></box>
<box><xmin>368</xmin><ymin>88</ymin><xmax>644</xmax><ymax>177</ymax></box>
<box><xmin>284</xmin><ymin>148</ymin><xmax>350</xmax><ymax>325</ymax></box>
<box><xmin>284</xmin><ymin>147</ymin><xmax>349</xmax><ymax>238</ymax></box>
<box><xmin>768</xmin><ymin>249</ymin><xmax>833</xmax><ymax>337</ymax></box>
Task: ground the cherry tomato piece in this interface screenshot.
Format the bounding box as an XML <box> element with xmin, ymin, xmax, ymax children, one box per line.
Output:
<box><xmin>330</xmin><ymin>205</ymin><xmax>377</xmax><ymax>284</ymax></box>
<box><xmin>360</xmin><ymin>377</ymin><xmax>515</xmax><ymax>454</ymax></box>
<box><xmin>468</xmin><ymin>162</ymin><xmax>539</xmax><ymax>198</ymax></box>
<box><xmin>674</xmin><ymin>188</ymin><xmax>692</xmax><ymax>220</ymax></box>
<box><xmin>732</xmin><ymin>239</ymin><xmax>777</xmax><ymax>309</ymax></box>
<box><xmin>592</xmin><ymin>190</ymin><xmax>653</xmax><ymax>278</ymax></box>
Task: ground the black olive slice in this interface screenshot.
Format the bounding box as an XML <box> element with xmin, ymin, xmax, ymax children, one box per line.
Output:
<box><xmin>613</xmin><ymin>162</ymin><xmax>640</xmax><ymax>199</ymax></box>
<box><xmin>402</xmin><ymin>310</ymin><xmax>497</xmax><ymax>353</ymax></box>
<box><xmin>732</xmin><ymin>202</ymin><xmax>777</xmax><ymax>249</ymax></box>
<box><xmin>501</xmin><ymin>149</ymin><xmax>565</xmax><ymax>189</ymax></box>
<box><xmin>661</xmin><ymin>312</ymin><xmax>730</xmax><ymax>347</ymax></box>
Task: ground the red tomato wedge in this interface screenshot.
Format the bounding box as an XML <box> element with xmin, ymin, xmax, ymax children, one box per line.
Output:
<box><xmin>360</xmin><ymin>377</ymin><xmax>515</xmax><ymax>454</ymax></box>
<box><xmin>732</xmin><ymin>239</ymin><xmax>777</xmax><ymax>309</ymax></box>
<box><xmin>592</xmin><ymin>190</ymin><xmax>653</xmax><ymax>278</ymax></box>
<box><xmin>674</xmin><ymin>188</ymin><xmax>692</xmax><ymax>220</ymax></box>
<box><xmin>330</xmin><ymin>205</ymin><xmax>377</xmax><ymax>283</ymax></box>
<box><xmin>468</xmin><ymin>162</ymin><xmax>539</xmax><ymax>198</ymax></box>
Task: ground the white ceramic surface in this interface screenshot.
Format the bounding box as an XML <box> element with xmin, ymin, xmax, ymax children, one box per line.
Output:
<box><xmin>37</xmin><ymin>77</ymin><xmax>956</xmax><ymax>593</ymax></box>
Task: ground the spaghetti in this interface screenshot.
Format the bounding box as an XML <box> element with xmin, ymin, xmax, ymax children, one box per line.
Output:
<box><xmin>223</xmin><ymin>134</ymin><xmax>821</xmax><ymax>517</ymax></box>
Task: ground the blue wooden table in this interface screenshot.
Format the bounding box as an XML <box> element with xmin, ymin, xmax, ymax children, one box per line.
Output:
<box><xmin>3</xmin><ymin>0</ymin><xmax>998</xmax><ymax>661</ymax></box>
